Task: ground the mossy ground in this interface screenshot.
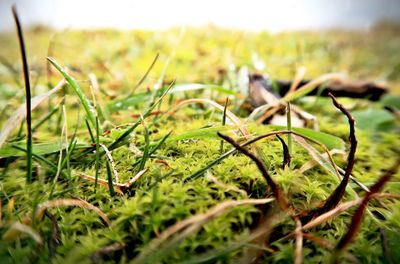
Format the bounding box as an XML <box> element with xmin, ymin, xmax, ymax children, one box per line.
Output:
<box><xmin>0</xmin><ymin>25</ymin><xmax>399</xmax><ymax>263</ymax></box>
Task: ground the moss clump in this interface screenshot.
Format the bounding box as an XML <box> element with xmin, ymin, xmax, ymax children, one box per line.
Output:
<box><xmin>1</xmin><ymin>26</ymin><xmax>399</xmax><ymax>263</ymax></box>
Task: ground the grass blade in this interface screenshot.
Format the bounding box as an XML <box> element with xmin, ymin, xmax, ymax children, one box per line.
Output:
<box><xmin>127</xmin><ymin>52</ymin><xmax>160</xmax><ymax>96</ymax></box>
<box><xmin>47</xmin><ymin>57</ymin><xmax>97</xmax><ymax>127</ymax></box>
<box><xmin>0</xmin><ymin>80</ymin><xmax>65</xmax><ymax>149</ymax></box>
<box><xmin>11</xmin><ymin>144</ymin><xmax>69</xmax><ymax>179</ymax></box>
<box><xmin>106</xmin><ymin>161</ymin><xmax>116</xmax><ymax>197</ymax></box>
<box><xmin>166</xmin><ymin>125</ymin><xmax>238</xmax><ymax>142</ymax></box>
<box><xmin>12</xmin><ymin>5</ymin><xmax>32</xmax><ymax>183</ymax></box>
<box><xmin>95</xmin><ymin>116</ymin><xmax>101</xmax><ymax>191</ymax></box>
<box><xmin>32</xmin><ymin>104</ymin><xmax>60</xmax><ymax>132</ymax></box>
<box><xmin>107</xmin><ymin>81</ymin><xmax>174</xmax><ymax>151</ymax></box>
<box><xmin>282</xmin><ymin>73</ymin><xmax>345</xmax><ymax>102</ymax></box>
<box><xmin>138</xmin><ymin>117</ymin><xmax>150</xmax><ymax>171</ymax></box>
<box><xmin>268</xmin><ymin>125</ymin><xmax>344</xmax><ymax>150</ymax></box>
<box><xmin>286</xmin><ymin>102</ymin><xmax>292</xmax><ymax>156</ymax></box>
<box><xmin>168</xmin><ymin>98</ymin><xmax>250</xmax><ymax>137</ymax></box>
<box><xmin>171</xmin><ymin>83</ymin><xmax>237</xmax><ymax>95</ymax></box>
<box><xmin>220</xmin><ymin>98</ymin><xmax>229</xmax><ymax>154</ymax></box>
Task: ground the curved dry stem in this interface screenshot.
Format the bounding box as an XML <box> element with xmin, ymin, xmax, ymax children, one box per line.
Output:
<box><xmin>218</xmin><ymin>133</ymin><xmax>289</xmax><ymax>211</ymax></box>
<box><xmin>243</xmin><ymin>130</ymin><xmax>340</xmax><ymax>178</ymax></box>
<box><xmin>132</xmin><ymin>198</ymin><xmax>274</xmax><ymax>264</ymax></box>
<box><xmin>100</xmin><ymin>143</ymin><xmax>119</xmax><ymax>182</ymax></box>
<box><xmin>294</xmin><ymin>217</ymin><xmax>303</xmax><ymax>264</ymax></box>
<box><xmin>283</xmin><ymin>73</ymin><xmax>346</xmax><ymax>102</ymax></box>
<box><xmin>336</xmin><ymin>161</ymin><xmax>399</xmax><ymax>252</ymax></box>
<box><xmin>276</xmin><ymin>134</ymin><xmax>291</xmax><ymax>169</ymax></box>
<box><xmin>2</xmin><ymin>221</ymin><xmax>42</xmax><ymax>244</ymax></box>
<box><xmin>36</xmin><ymin>199</ymin><xmax>110</xmax><ymax>226</ymax></box>
<box><xmin>272</xmin><ymin>193</ymin><xmax>399</xmax><ymax>245</ymax></box>
<box><xmin>315</xmin><ymin>94</ymin><xmax>357</xmax><ymax>217</ymax></box>
<box><xmin>289</xmin><ymin>66</ymin><xmax>307</xmax><ymax>94</ymax></box>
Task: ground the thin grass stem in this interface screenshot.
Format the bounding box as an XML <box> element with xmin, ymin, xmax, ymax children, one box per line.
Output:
<box><xmin>12</xmin><ymin>5</ymin><xmax>32</xmax><ymax>183</ymax></box>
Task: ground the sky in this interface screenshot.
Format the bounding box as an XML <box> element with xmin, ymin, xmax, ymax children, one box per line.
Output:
<box><xmin>1</xmin><ymin>0</ymin><xmax>400</xmax><ymax>33</ymax></box>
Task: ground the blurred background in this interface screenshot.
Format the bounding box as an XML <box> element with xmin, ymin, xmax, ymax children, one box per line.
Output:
<box><xmin>0</xmin><ymin>0</ymin><xmax>399</xmax><ymax>96</ymax></box>
<box><xmin>1</xmin><ymin>0</ymin><xmax>400</xmax><ymax>32</ymax></box>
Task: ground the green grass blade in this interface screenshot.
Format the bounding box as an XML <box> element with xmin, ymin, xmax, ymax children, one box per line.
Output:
<box><xmin>185</xmin><ymin>147</ymin><xmax>237</xmax><ymax>181</ymax></box>
<box><xmin>0</xmin><ymin>141</ymin><xmax>90</xmax><ymax>158</ymax></box>
<box><xmin>268</xmin><ymin>126</ymin><xmax>344</xmax><ymax>150</ymax></box>
<box><xmin>32</xmin><ymin>105</ymin><xmax>59</xmax><ymax>132</ymax></box>
<box><xmin>95</xmin><ymin>116</ymin><xmax>100</xmax><ymax>192</ymax></box>
<box><xmin>108</xmin><ymin>92</ymin><xmax>151</xmax><ymax>112</ymax></box>
<box><xmin>171</xmin><ymin>83</ymin><xmax>237</xmax><ymax>95</ymax></box>
<box><xmin>85</xmin><ymin>119</ymin><xmax>95</xmax><ymax>144</ymax></box>
<box><xmin>11</xmin><ymin>144</ymin><xmax>69</xmax><ymax>179</ymax></box>
<box><xmin>166</xmin><ymin>125</ymin><xmax>238</xmax><ymax>142</ymax></box>
<box><xmin>107</xmin><ymin>82</ymin><xmax>174</xmax><ymax>151</ymax></box>
<box><xmin>138</xmin><ymin>119</ymin><xmax>150</xmax><ymax>171</ymax></box>
<box><xmin>149</xmin><ymin>131</ymin><xmax>172</xmax><ymax>154</ymax></box>
<box><xmin>220</xmin><ymin>98</ymin><xmax>228</xmax><ymax>154</ymax></box>
<box><xmin>47</xmin><ymin>57</ymin><xmax>97</xmax><ymax>127</ymax></box>
<box><xmin>286</xmin><ymin>102</ymin><xmax>292</xmax><ymax>156</ymax></box>
<box><xmin>106</xmin><ymin>161</ymin><xmax>115</xmax><ymax>197</ymax></box>
<box><xmin>127</xmin><ymin>52</ymin><xmax>160</xmax><ymax>97</ymax></box>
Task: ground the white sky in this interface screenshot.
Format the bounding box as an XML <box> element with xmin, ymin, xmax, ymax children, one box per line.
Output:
<box><xmin>1</xmin><ymin>0</ymin><xmax>400</xmax><ymax>32</ymax></box>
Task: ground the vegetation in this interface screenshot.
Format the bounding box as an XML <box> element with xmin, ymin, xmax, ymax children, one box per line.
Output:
<box><xmin>0</xmin><ymin>17</ymin><xmax>399</xmax><ymax>263</ymax></box>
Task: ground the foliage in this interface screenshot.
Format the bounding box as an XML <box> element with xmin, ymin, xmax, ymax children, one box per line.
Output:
<box><xmin>0</xmin><ymin>24</ymin><xmax>399</xmax><ymax>263</ymax></box>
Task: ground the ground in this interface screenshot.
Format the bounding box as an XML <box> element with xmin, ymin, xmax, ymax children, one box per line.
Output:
<box><xmin>0</xmin><ymin>25</ymin><xmax>399</xmax><ymax>263</ymax></box>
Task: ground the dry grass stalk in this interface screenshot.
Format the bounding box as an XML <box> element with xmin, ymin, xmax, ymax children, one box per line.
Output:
<box><xmin>294</xmin><ymin>217</ymin><xmax>303</xmax><ymax>264</ymax></box>
<box><xmin>133</xmin><ymin>198</ymin><xmax>275</xmax><ymax>263</ymax></box>
<box><xmin>36</xmin><ymin>198</ymin><xmax>111</xmax><ymax>226</ymax></box>
<box><xmin>99</xmin><ymin>143</ymin><xmax>119</xmax><ymax>182</ymax></box>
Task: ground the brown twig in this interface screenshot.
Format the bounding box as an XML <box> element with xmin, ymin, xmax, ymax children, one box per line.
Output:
<box><xmin>294</xmin><ymin>217</ymin><xmax>303</xmax><ymax>264</ymax></box>
<box><xmin>218</xmin><ymin>132</ymin><xmax>289</xmax><ymax>211</ymax></box>
<box><xmin>302</xmin><ymin>233</ymin><xmax>360</xmax><ymax>264</ymax></box>
<box><xmin>276</xmin><ymin>135</ymin><xmax>291</xmax><ymax>169</ymax></box>
<box><xmin>380</xmin><ymin>228</ymin><xmax>395</xmax><ymax>264</ymax></box>
<box><xmin>302</xmin><ymin>93</ymin><xmax>357</xmax><ymax>222</ymax></box>
<box><xmin>44</xmin><ymin>210</ymin><xmax>60</xmax><ymax>259</ymax></box>
<box><xmin>90</xmin><ymin>243</ymin><xmax>126</xmax><ymax>263</ymax></box>
<box><xmin>77</xmin><ymin>169</ymin><xmax>147</xmax><ymax>195</ymax></box>
<box><xmin>336</xmin><ymin>161</ymin><xmax>400</xmax><ymax>253</ymax></box>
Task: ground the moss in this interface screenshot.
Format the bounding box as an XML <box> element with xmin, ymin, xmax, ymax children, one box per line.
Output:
<box><xmin>1</xmin><ymin>26</ymin><xmax>399</xmax><ymax>263</ymax></box>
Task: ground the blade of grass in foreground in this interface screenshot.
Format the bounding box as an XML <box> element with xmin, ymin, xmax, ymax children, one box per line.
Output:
<box><xmin>0</xmin><ymin>141</ymin><xmax>90</xmax><ymax>158</ymax></box>
<box><xmin>47</xmin><ymin>57</ymin><xmax>97</xmax><ymax>128</ymax></box>
<box><xmin>12</xmin><ymin>5</ymin><xmax>32</xmax><ymax>183</ymax></box>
